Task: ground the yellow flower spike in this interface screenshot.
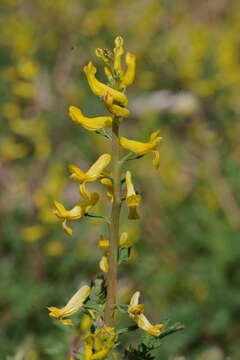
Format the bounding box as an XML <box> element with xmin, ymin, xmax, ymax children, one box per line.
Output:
<box><xmin>128</xmin><ymin>292</ymin><xmax>164</xmax><ymax>337</ymax></box>
<box><xmin>100</xmin><ymin>177</ymin><xmax>113</xmax><ymax>202</ymax></box>
<box><xmin>103</xmin><ymin>92</ymin><xmax>130</xmax><ymax>118</ymax></box>
<box><xmin>69</xmin><ymin>153</ymin><xmax>111</xmax><ymax>184</ymax></box>
<box><xmin>48</xmin><ymin>285</ymin><xmax>90</xmax><ymax>326</ymax></box>
<box><xmin>83</xmin><ymin>61</ymin><xmax>128</xmax><ymax>106</ymax></box>
<box><xmin>53</xmin><ymin>200</ymin><xmax>83</xmax><ymax>236</ymax></box>
<box><xmin>119</xmin><ymin>130</ymin><xmax>162</xmax><ymax>169</ymax></box>
<box><xmin>121</xmin><ymin>52</ymin><xmax>136</xmax><ymax>88</ymax></box>
<box><xmin>125</xmin><ymin>171</ymin><xmax>141</xmax><ymax>220</ymax></box>
<box><xmin>69</xmin><ymin>106</ymin><xmax>112</xmax><ymax>131</ymax></box>
<box><xmin>113</xmin><ymin>36</ymin><xmax>124</xmax><ymax>77</ymax></box>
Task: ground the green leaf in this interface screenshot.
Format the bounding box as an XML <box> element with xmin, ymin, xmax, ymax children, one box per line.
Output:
<box><xmin>118</xmin><ymin>247</ymin><xmax>131</xmax><ymax>264</ymax></box>
<box><xmin>85</xmin><ymin>213</ymin><xmax>109</xmax><ymax>223</ymax></box>
<box><xmin>114</xmin><ymin>303</ymin><xmax>129</xmax><ymax>313</ymax></box>
<box><xmin>141</xmin><ymin>321</ymin><xmax>185</xmax><ymax>350</ymax></box>
<box><xmin>90</xmin><ymin>277</ymin><xmax>106</xmax><ymax>305</ymax></box>
<box><xmin>117</xmin><ymin>324</ymin><xmax>138</xmax><ymax>335</ymax></box>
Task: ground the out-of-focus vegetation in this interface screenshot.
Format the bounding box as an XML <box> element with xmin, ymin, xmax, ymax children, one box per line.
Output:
<box><xmin>1</xmin><ymin>0</ymin><xmax>240</xmax><ymax>359</ymax></box>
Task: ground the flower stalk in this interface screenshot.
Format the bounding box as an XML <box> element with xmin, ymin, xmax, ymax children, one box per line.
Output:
<box><xmin>105</xmin><ymin>117</ymin><xmax>121</xmax><ymax>325</ymax></box>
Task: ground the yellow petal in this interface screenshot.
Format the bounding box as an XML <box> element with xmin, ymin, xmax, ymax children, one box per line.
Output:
<box><xmin>84</xmin><ymin>334</ymin><xmax>94</xmax><ymax>360</ymax></box>
<box><xmin>125</xmin><ymin>171</ymin><xmax>136</xmax><ymax>197</ymax></box>
<box><xmin>100</xmin><ymin>177</ymin><xmax>113</xmax><ymax>202</ymax></box>
<box><xmin>87</xmin><ymin>153</ymin><xmax>111</xmax><ymax>181</ymax></box>
<box><xmin>62</xmin><ymin>219</ymin><xmax>73</xmax><ymax>236</ymax></box>
<box><xmin>119</xmin><ymin>129</ymin><xmax>161</xmax><ymax>156</ymax></box>
<box><xmin>69</xmin><ymin>154</ymin><xmax>111</xmax><ymax>183</ymax></box>
<box><xmin>47</xmin><ymin>306</ymin><xmax>63</xmax><ymax>319</ymax></box>
<box><xmin>128</xmin><ymin>203</ymin><xmax>140</xmax><ymax>220</ymax></box>
<box><xmin>69</xmin><ymin>106</ymin><xmax>112</xmax><ymax>131</ymax></box>
<box><xmin>129</xmin><ymin>291</ymin><xmax>140</xmax><ymax>308</ymax></box>
<box><xmin>121</xmin><ymin>52</ymin><xmax>136</xmax><ymax>88</ymax></box>
<box><xmin>103</xmin><ymin>92</ymin><xmax>130</xmax><ymax>118</ymax></box>
<box><xmin>136</xmin><ymin>313</ymin><xmax>164</xmax><ymax>337</ymax></box>
<box><xmin>150</xmin><ymin>129</ymin><xmax>161</xmax><ymax>142</ymax></box>
<box><xmin>60</xmin><ymin>318</ymin><xmax>73</xmax><ymax>326</ymax></box>
<box><xmin>128</xmin><ymin>291</ymin><xmax>145</xmax><ymax>317</ymax></box>
<box><xmin>99</xmin><ymin>255</ymin><xmax>109</xmax><ymax>273</ymax></box>
<box><xmin>83</xmin><ymin>61</ymin><xmax>128</xmax><ymax>106</ymax></box>
<box><xmin>104</xmin><ymin>66</ymin><xmax>113</xmax><ymax>82</ymax></box>
<box><xmin>79</xmin><ymin>183</ymin><xmax>91</xmax><ymax>201</ymax></box>
<box><xmin>68</xmin><ymin>165</ymin><xmax>86</xmax><ymax>182</ymax></box>
<box><xmin>113</xmin><ymin>36</ymin><xmax>124</xmax><ymax>77</ymax></box>
<box><xmin>95</xmin><ymin>48</ymin><xmax>111</xmax><ymax>64</ymax></box>
<box><xmin>98</xmin><ymin>235</ymin><xmax>110</xmax><ymax>251</ymax></box>
<box><xmin>152</xmin><ymin>150</ymin><xmax>160</xmax><ymax>169</ymax></box>
<box><xmin>53</xmin><ymin>200</ymin><xmax>83</xmax><ymax>220</ymax></box>
<box><xmin>62</xmin><ymin>285</ymin><xmax>90</xmax><ymax>317</ymax></box>
<box><xmin>119</xmin><ymin>232</ymin><xmax>133</xmax><ymax>248</ymax></box>
<box><xmin>125</xmin><ymin>171</ymin><xmax>141</xmax><ymax>220</ymax></box>
<box><xmin>48</xmin><ymin>285</ymin><xmax>90</xmax><ymax>323</ymax></box>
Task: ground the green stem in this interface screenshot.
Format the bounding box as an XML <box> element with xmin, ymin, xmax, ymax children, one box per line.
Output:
<box><xmin>104</xmin><ymin>117</ymin><xmax>121</xmax><ymax>325</ymax></box>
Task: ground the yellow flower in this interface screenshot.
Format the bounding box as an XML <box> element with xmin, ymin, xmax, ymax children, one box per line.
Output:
<box><xmin>119</xmin><ymin>130</ymin><xmax>161</xmax><ymax>169</ymax></box>
<box><xmin>95</xmin><ymin>48</ymin><xmax>112</xmax><ymax>64</ymax></box>
<box><xmin>128</xmin><ymin>292</ymin><xmax>164</xmax><ymax>336</ymax></box>
<box><xmin>98</xmin><ymin>232</ymin><xmax>133</xmax><ymax>272</ymax></box>
<box><xmin>125</xmin><ymin>171</ymin><xmax>141</xmax><ymax>220</ymax></box>
<box><xmin>84</xmin><ymin>334</ymin><xmax>94</xmax><ymax>360</ymax></box>
<box><xmin>69</xmin><ymin>106</ymin><xmax>112</xmax><ymax>131</ymax></box>
<box><xmin>83</xmin><ymin>61</ymin><xmax>128</xmax><ymax>106</ymax></box>
<box><xmin>121</xmin><ymin>52</ymin><xmax>136</xmax><ymax>89</ymax></box>
<box><xmin>69</xmin><ymin>154</ymin><xmax>111</xmax><ymax>184</ymax></box>
<box><xmin>103</xmin><ymin>92</ymin><xmax>130</xmax><ymax>118</ymax></box>
<box><xmin>99</xmin><ymin>232</ymin><xmax>132</xmax><ymax>252</ymax></box>
<box><xmin>99</xmin><ymin>254</ymin><xmax>109</xmax><ymax>273</ymax></box>
<box><xmin>84</xmin><ymin>327</ymin><xmax>117</xmax><ymax>360</ymax></box>
<box><xmin>100</xmin><ymin>177</ymin><xmax>113</xmax><ymax>202</ymax></box>
<box><xmin>113</xmin><ymin>36</ymin><xmax>124</xmax><ymax>77</ymax></box>
<box><xmin>53</xmin><ymin>189</ymin><xmax>99</xmax><ymax>236</ymax></box>
<box><xmin>53</xmin><ymin>201</ymin><xmax>83</xmax><ymax>236</ymax></box>
<box><xmin>48</xmin><ymin>285</ymin><xmax>90</xmax><ymax>326</ymax></box>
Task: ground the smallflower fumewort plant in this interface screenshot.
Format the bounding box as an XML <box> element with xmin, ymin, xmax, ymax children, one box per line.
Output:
<box><xmin>47</xmin><ymin>36</ymin><xmax>184</xmax><ymax>360</ymax></box>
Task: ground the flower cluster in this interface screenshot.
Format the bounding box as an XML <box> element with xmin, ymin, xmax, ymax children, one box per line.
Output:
<box><xmin>47</xmin><ymin>36</ymin><xmax>164</xmax><ymax>359</ymax></box>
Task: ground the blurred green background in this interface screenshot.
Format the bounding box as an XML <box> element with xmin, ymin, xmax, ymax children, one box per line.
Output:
<box><xmin>1</xmin><ymin>0</ymin><xmax>240</xmax><ymax>359</ymax></box>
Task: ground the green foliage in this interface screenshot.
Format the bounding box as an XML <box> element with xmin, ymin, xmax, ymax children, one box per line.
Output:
<box><xmin>124</xmin><ymin>323</ymin><xmax>184</xmax><ymax>360</ymax></box>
